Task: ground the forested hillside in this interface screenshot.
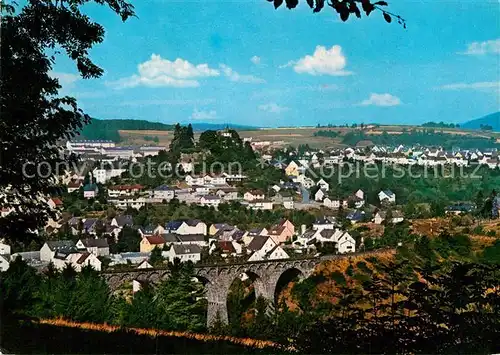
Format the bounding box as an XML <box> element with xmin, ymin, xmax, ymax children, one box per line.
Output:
<box><xmin>78</xmin><ymin>119</ymin><xmax>175</xmax><ymax>142</ymax></box>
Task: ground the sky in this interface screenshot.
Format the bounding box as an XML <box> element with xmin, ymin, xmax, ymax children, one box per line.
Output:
<box><xmin>52</xmin><ymin>0</ymin><xmax>500</xmax><ymax>127</ymax></box>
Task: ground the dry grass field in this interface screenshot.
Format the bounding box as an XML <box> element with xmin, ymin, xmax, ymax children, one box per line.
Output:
<box><xmin>117</xmin><ymin>125</ymin><xmax>499</xmax><ymax>149</ymax></box>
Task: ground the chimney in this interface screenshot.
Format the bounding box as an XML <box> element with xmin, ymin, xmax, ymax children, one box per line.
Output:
<box><xmin>301</xmin><ymin>224</ymin><xmax>306</xmax><ymax>235</ymax></box>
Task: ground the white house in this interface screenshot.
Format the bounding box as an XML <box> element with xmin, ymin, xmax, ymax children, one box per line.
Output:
<box><xmin>312</xmin><ymin>216</ymin><xmax>337</xmax><ymax>231</ymax></box>
<box><xmin>92</xmin><ymin>168</ymin><xmax>126</xmax><ymax>184</ymax></box>
<box><xmin>83</xmin><ymin>183</ymin><xmax>98</xmax><ymax>199</ymax></box>
<box><xmin>283</xmin><ymin>197</ymin><xmax>294</xmax><ymax>210</ymax></box>
<box><xmin>153</xmin><ymin>185</ymin><xmax>175</xmax><ymax>200</ymax></box>
<box><xmin>244</xmin><ymin>190</ymin><xmax>265</xmax><ymax>201</ymax></box>
<box><xmin>324</xmin><ymin>198</ymin><xmax>347</xmax><ymax>210</ymax></box>
<box><xmin>0</xmin><ymin>241</ymin><xmax>11</xmax><ymax>255</ymax></box>
<box><xmin>355</xmin><ymin>189</ymin><xmax>364</xmax><ymax>200</ymax></box>
<box><xmin>0</xmin><ymin>254</ymin><xmax>10</xmax><ymax>271</ymax></box>
<box><xmin>337</xmin><ymin>232</ymin><xmax>356</xmax><ymax>253</ymax></box>
<box><xmin>164</xmin><ymin>244</ymin><xmax>202</xmax><ymax>263</ymax></box>
<box><xmin>137</xmin><ymin>260</ymin><xmax>153</xmax><ymax>269</ymax></box>
<box><xmin>52</xmin><ymin>251</ymin><xmax>102</xmax><ymax>271</ymax></box>
<box><xmin>247</xmin><ymin>236</ymin><xmax>286</xmax><ymax>262</ymax></box>
<box><xmin>248</xmin><ymin>200</ymin><xmax>273</xmax><ymax>211</ymax></box>
<box><xmin>76</xmin><ymin>238</ymin><xmax>110</xmax><ymax>257</ymax></box>
<box><xmin>40</xmin><ymin>240</ymin><xmax>76</xmax><ymax>262</ymax></box>
<box><xmin>166</xmin><ymin>220</ymin><xmax>207</xmax><ymax>235</ymax></box>
<box><xmin>315</xmin><ymin>188</ymin><xmax>326</xmax><ymax>202</ymax></box>
<box><xmin>200</xmin><ymin>195</ymin><xmax>221</xmax><ymax>208</ymax></box>
<box><xmin>295</xmin><ymin>175</ymin><xmax>314</xmax><ymax>189</ymax></box>
<box><xmin>316</xmin><ymin>179</ymin><xmax>330</xmax><ymax>191</ymax></box>
<box><xmin>378</xmin><ymin>190</ymin><xmax>396</xmax><ymax>204</ymax></box>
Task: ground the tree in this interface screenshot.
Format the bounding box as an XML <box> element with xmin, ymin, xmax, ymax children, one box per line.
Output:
<box><xmin>266</xmin><ymin>0</ymin><xmax>406</xmax><ymax>28</ymax></box>
<box><xmin>149</xmin><ymin>246</ymin><xmax>165</xmax><ymax>266</ymax></box>
<box><xmin>0</xmin><ymin>1</ymin><xmax>134</xmax><ymax>245</ymax></box>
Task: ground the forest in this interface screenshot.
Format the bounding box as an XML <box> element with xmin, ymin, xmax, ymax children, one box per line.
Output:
<box><xmin>340</xmin><ymin>130</ymin><xmax>499</xmax><ymax>150</ymax></box>
<box><xmin>78</xmin><ymin>119</ymin><xmax>174</xmax><ymax>142</ymax></box>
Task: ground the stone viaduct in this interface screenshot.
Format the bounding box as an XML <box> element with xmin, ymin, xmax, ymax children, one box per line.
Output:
<box><xmin>102</xmin><ymin>252</ymin><xmax>383</xmax><ymax>327</ymax></box>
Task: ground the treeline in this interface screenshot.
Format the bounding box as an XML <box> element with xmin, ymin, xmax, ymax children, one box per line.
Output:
<box><xmin>422</xmin><ymin>121</ymin><xmax>459</xmax><ymax>128</ymax></box>
<box><xmin>341</xmin><ymin>130</ymin><xmax>499</xmax><ymax>149</ymax></box>
<box><xmin>313</xmin><ymin>130</ymin><xmax>341</xmax><ymax>138</ymax></box>
<box><xmin>1</xmin><ymin>260</ymin><xmax>207</xmax><ymax>332</ymax></box>
<box><xmin>79</xmin><ymin>119</ymin><xmax>174</xmax><ymax>142</ymax></box>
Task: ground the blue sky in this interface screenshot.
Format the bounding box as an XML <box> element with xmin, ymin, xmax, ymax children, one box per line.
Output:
<box><xmin>53</xmin><ymin>0</ymin><xmax>500</xmax><ymax>127</ymax></box>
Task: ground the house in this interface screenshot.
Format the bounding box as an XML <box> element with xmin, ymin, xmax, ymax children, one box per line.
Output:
<box><xmin>215</xmin><ymin>187</ymin><xmax>239</xmax><ymax>201</ymax></box>
<box><xmin>52</xmin><ymin>251</ymin><xmax>102</xmax><ymax>271</ymax></box>
<box><xmin>346</xmin><ymin>210</ymin><xmax>365</xmax><ymax>224</ymax></box>
<box><xmin>445</xmin><ymin>203</ymin><xmax>476</xmax><ymax>215</ymax></box>
<box><xmin>137</xmin><ymin>259</ymin><xmax>153</xmax><ymax>269</ymax></box>
<box><xmin>337</xmin><ymin>232</ymin><xmax>356</xmax><ymax>253</ymax></box>
<box><xmin>374</xmin><ymin>210</ymin><xmax>403</xmax><ymax>224</ymax></box>
<box><xmin>83</xmin><ymin>183</ymin><xmax>98</xmax><ymax>199</ymax></box>
<box><xmin>248</xmin><ymin>200</ymin><xmax>273</xmax><ymax>210</ymax></box>
<box><xmin>209</xmin><ymin>223</ymin><xmax>235</xmax><ymax>236</ymax></box>
<box><xmin>111</xmin><ymin>215</ymin><xmax>134</xmax><ymax>228</ymax></box>
<box><xmin>378</xmin><ymin>190</ymin><xmax>396</xmax><ymax>204</ymax></box>
<box><xmin>285</xmin><ymin>161</ymin><xmax>300</xmax><ymax>177</ymax></box>
<box><xmin>153</xmin><ymin>185</ymin><xmax>175</xmax><ymax>200</ymax></box>
<box><xmin>108</xmin><ymin>184</ymin><xmax>143</xmax><ymax>198</ymax></box>
<box><xmin>314</xmin><ymin>188</ymin><xmax>326</xmax><ymax>202</ymax></box>
<box><xmin>243</xmin><ymin>227</ymin><xmax>267</xmax><ymax>245</ymax></box>
<box><xmin>109</xmin><ymin>252</ymin><xmax>151</xmax><ymax>266</ymax></box>
<box><xmin>76</xmin><ymin>238</ymin><xmax>110</xmax><ymax>257</ymax></box>
<box><xmin>0</xmin><ymin>241</ymin><xmax>11</xmax><ymax>255</ymax></box>
<box><xmin>175</xmin><ymin>234</ymin><xmax>207</xmax><ymax>247</ymax></box>
<box><xmin>244</xmin><ymin>190</ymin><xmax>265</xmax><ymax>201</ymax></box>
<box><xmin>140</xmin><ymin>235</ymin><xmax>166</xmax><ymax>253</ymax></box>
<box><xmin>283</xmin><ymin>197</ymin><xmax>294</xmax><ymax>210</ymax></box>
<box><xmin>164</xmin><ymin>244</ymin><xmax>202</xmax><ymax>263</ymax></box>
<box><xmin>165</xmin><ymin>220</ymin><xmax>207</xmax><ymax>235</ymax></box>
<box><xmin>200</xmin><ymin>195</ymin><xmax>221</xmax><ymax>208</ymax></box>
<box><xmin>316</xmin><ymin>179</ymin><xmax>330</xmax><ymax>191</ymax></box>
<box><xmin>313</xmin><ymin>216</ymin><xmax>337</xmax><ymax>231</ymax></box>
<box><xmin>212</xmin><ymin>240</ymin><xmax>243</xmax><ymax>258</ymax></box>
<box><xmin>67</xmin><ymin>180</ymin><xmax>82</xmax><ymax>193</ymax></box>
<box><xmin>40</xmin><ymin>240</ymin><xmax>76</xmax><ymax>262</ymax></box>
<box><xmin>0</xmin><ymin>254</ymin><xmax>10</xmax><ymax>271</ymax></box>
<box><xmin>349</xmin><ymin>195</ymin><xmax>365</xmax><ymax>209</ymax></box>
<box><xmin>138</xmin><ymin>225</ymin><xmax>156</xmax><ymax>238</ymax></box>
<box><xmin>47</xmin><ymin>197</ymin><xmax>63</xmax><ymax>209</ymax></box>
<box><xmin>247</xmin><ymin>236</ymin><xmax>281</xmax><ymax>262</ymax></box>
<box><xmin>295</xmin><ymin>175</ymin><xmax>315</xmax><ymax>189</ymax></box>
<box><xmin>323</xmin><ymin>198</ymin><xmax>347</xmax><ymax>210</ymax></box>
<box><xmin>267</xmin><ymin>219</ymin><xmax>294</xmax><ymax>245</ymax></box>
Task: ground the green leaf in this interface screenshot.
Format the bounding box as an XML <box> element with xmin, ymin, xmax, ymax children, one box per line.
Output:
<box><xmin>306</xmin><ymin>0</ymin><xmax>314</xmax><ymax>8</ymax></box>
<box><xmin>374</xmin><ymin>1</ymin><xmax>389</xmax><ymax>5</ymax></box>
<box><xmin>274</xmin><ymin>0</ymin><xmax>283</xmax><ymax>9</ymax></box>
<box><xmin>383</xmin><ymin>12</ymin><xmax>392</xmax><ymax>23</ymax></box>
<box><xmin>285</xmin><ymin>0</ymin><xmax>299</xmax><ymax>9</ymax></box>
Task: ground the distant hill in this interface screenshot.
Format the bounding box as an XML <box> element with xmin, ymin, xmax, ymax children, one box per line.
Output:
<box><xmin>188</xmin><ymin>123</ymin><xmax>258</xmax><ymax>131</ymax></box>
<box><xmin>79</xmin><ymin>119</ymin><xmax>175</xmax><ymax>142</ymax></box>
<box><xmin>461</xmin><ymin>112</ymin><xmax>500</xmax><ymax>132</ymax></box>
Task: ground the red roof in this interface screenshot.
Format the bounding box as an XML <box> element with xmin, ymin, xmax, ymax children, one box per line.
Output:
<box><xmin>51</xmin><ymin>198</ymin><xmax>63</xmax><ymax>206</ymax></box>
<box><xmin>219</xmin><ymin>241</ymin><xmax>236</xmax><ymax>253</ymax></box>
<box><xmin>68</xmin><ymin>180</ymin><xmax>82</xmax><ymax>188</ymax></box>
<box><xmin>145</xmin><ymin>235</ymin><xmax>165</xmax><ymax>245</ymax></box>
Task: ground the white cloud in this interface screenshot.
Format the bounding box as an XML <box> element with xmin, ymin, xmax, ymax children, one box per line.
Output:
<box><xmin>50</xmin><ymin>71</ymin><xmax>80</xmax><ymax>88</ymax></box>
<box><xmin>258</xmin><ymin>102</ymin><xmax>290</xmax><ymax>113</ymax></box>
<box><xmin>190</xmin><ymin>108</ymin><xmax>217</xmax><ymax>120</ymax></box>
<box><xmin>219</xmin><ymin>64</ymin><xmax>265</xmax><ymax>84</ymax></box>
<box><xmin>107</xmin><ymin>54</ymin><xmax>220</xmax><ymax>89</ymax></box>
<box><xmin>359</xmin><ymin>93</ymin><xmax>401</xmax><ymax>107</ymax></box>
<box><xmin>461</xmin><ymin>39</ymin><xmax>500</xmax><ymax>55</ymax></box>
<box><xmin>250</xmin><ymin>56</ymin><xmax>261</xmax><ymax>65</ymax></box>
<box><xmin>284</xmin><ymin>45</ymin><xmax>352</xmax><ymax>76</ymax></box>
<box><xmin>439</xmin><ymin>81</ymin><xmax>500</xmax><ymax>91</ymax></box>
